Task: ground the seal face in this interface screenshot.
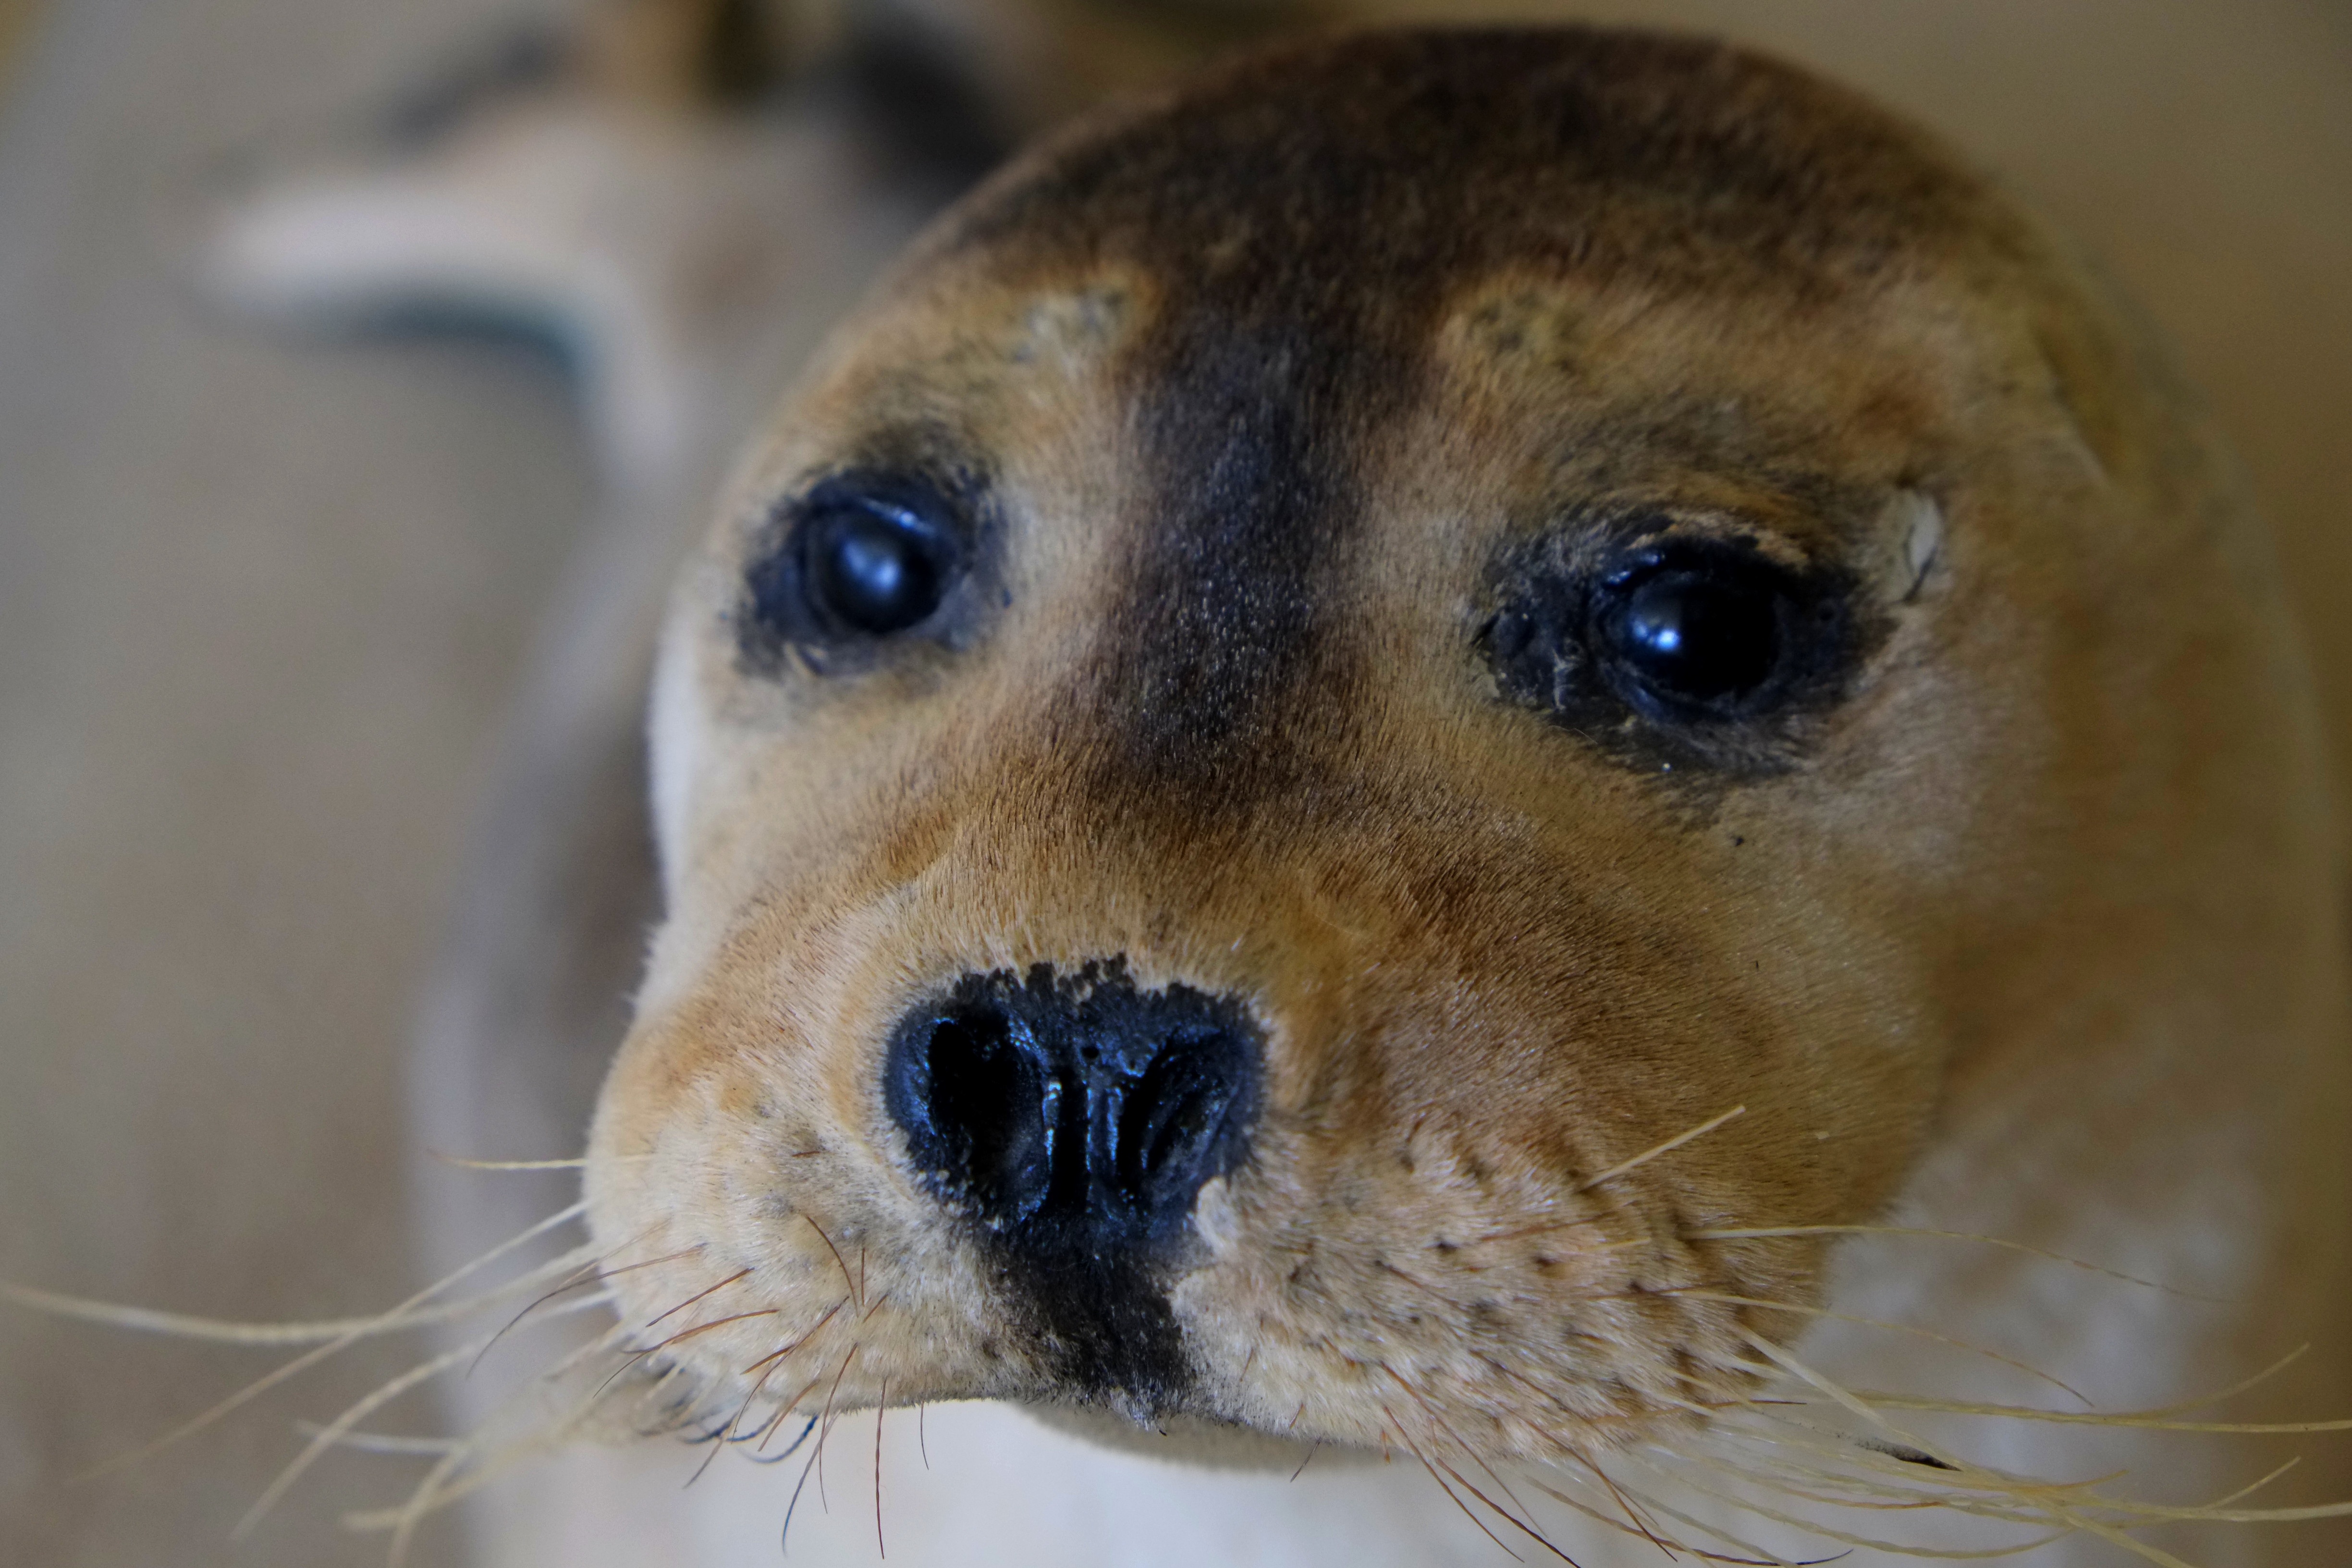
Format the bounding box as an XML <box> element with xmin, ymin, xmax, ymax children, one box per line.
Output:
<box><xmin>579</xmin><ymin>23</ymin><xmax>2332</xmax><ymax>1505</ymax></box>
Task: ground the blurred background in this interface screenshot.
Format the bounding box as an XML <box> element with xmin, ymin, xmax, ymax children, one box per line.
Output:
<box><xmin>0</xmin><ymin>1</ymin><xmax>2347</xmax><ymax>1563</ymax></box>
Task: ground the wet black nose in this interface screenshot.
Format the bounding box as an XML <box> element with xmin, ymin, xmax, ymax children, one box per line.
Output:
<box><xmin>883</xmin><ymin>962</ymin><xmax>1260</xmax><ymax>1253</ymax></box>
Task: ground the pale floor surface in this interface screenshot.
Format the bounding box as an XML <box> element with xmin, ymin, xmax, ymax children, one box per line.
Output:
<box><xmin>1</xmin><ymin>1</ymin><xmax>2348</xmax><ymax>1565</ymax></box>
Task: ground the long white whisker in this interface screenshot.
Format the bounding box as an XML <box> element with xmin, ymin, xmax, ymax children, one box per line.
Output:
<box><xmin>1673</xmin><ymin>1290</ymin><xmax>2090</xmax><ymax>1406</ymax></box>
<box><xmin>2</xmin><ymin>1223</ymin><xmax>593</xmax><ymax>1348</ymax></box>
<box><xmin>1622</xmin><ymin>1446</ymin><xmax>2064</xmax><ymax>1560</ymax></box>
<box><xmin>290</xmin><ymin>1422</ymin><xmax>464</xmax><ymax>1457</ymax></box>
<box><xmin>1842</xmin><ymin>1390</ymin><xmax>2352</xmax><ymax>1435</ymax></box>
<box><xmin>1742</xmin><ymin>1333</ymin><xmax>2205</xmax><ymax>1567</ymax></box>
<box><xmin>235</xmin><ymin>1291</ymin><xmax>613</xmax><ymax>1538</ymax></box>
<box><xmin>347</xmin><ymin>1313</ymin><xmax>647</xmax><ymax>1540</ymax></box>
<box><xmin>68</xmin><ymin>1210</ymin><xmax>592</xmax><ymax>1480</ymax></box>
<box><xmin>1679</xmin><ymin>1226</ymin><xmax>2213</xmax><ymax>1300</ymax></box>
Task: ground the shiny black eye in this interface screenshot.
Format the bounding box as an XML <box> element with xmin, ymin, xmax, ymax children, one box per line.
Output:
<box><xmin>803</xmin><ymin>497</ymin><xmax>952</xmax><ymax>635</ymax></box>
<box><xmin>1593</xmin><ymin>560</ymin><xmax>1787</xmax><ymax>709</ymax></box>
<box><xmin>742</xmin><ymin>477</ymin><xmax>969</xmax><ymax>661</ymax></box>
<box><xmin>1484</xmin><ymin>528</ymin><xmax>1856</xmax><ymax>768</ymax></box>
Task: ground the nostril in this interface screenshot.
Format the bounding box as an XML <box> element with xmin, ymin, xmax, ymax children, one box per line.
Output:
<box><xmin>885</xmin><ymin>962</ymin><xmax>1262</xmax><ymax>1253</ymax></box>
<box><xmin>889</xmin><ymin>1004</ymin><xmax>1064</xmax><ymax>1228</ymax></box>
<box><xmin>1113</xmin><ymin>1027</ymin><xmax>1251</xmax><ymax>1219</ymax></box>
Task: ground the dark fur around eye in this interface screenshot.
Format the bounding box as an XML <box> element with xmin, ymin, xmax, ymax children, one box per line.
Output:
<box><xmin>738</xmin><ymin>472</ymin><xmax>980</xmax><ymax>674</ymax></box>
<box><xmin>1483</xmin><ymin>530</ymin><xmax>1857</xmax><ymax>772</ymax></box>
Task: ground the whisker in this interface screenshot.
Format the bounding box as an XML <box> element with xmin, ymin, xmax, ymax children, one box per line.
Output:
<box><xmin>1666</xmin><ymin>1417</ymin><xmax>2101</xmax><ymax>1533</ymax></box>
<box><xmin>6</xmin><ymin>1209</ymin><xmax>593</xmax><ymax>1349</ymax></box>
<box><xmin>1718</xmin><ymin>1400</ymin><xmax>2126</xmax><ymax>1503</ymax></box>
<box><xmin>1567</xmin><ymin>1450</ymin><xmax>1677</xmax><ymax>1558</ymax></box>
<box><xmin>386</xmin><ymin>1434</ymin><xmax>472</xmax><ymax>1568</ymax></box>
<box><xmin>1380</xmin><ymin>1404</ymin><xmax>1526</xmax><ymax>1563</ymax></box>
<box><xmin>698</xmin><ymin>1296</ymin><xmax>847</xmax><ymax>1474</ymax></box>
<box><xmin>816</xmin><ymin>1342</ymin><xmax>860</xmax><ymax>1512</ymax></box>
<box><xmin>686</xmin><ymin>1374</ymin><xmax>772</xmax><ymax>1487</ymax></box>
<box><xmin>1433</xmin><ymin>1449</ymin><xmax>1586</xmax><ymax>1565</ymax></box>
<box><xmin>745</xmin><ymin>1299</ymin><xmax>847</xmax><ymax>1385</ymax></box>
<box><xmin>586</xmin><ymin>1344</ymin><xmax>663</xmax><ymax>1409</ymax></box>
<box><xmin>685</xmin><ymin>1297</ymin><xmax>846</xmax><ymax>1483</ymax></box>
<box><xmin>428</xmin><ymin>1152</ymin><xmax>590</xmax><ymax>1171</ymax></box>
<box><xmin>1738</xmin><ymin>1333</ymin><xmax>2207</xmax><ymax>1567</ymax></box>
<box><xmin>1522</xmin><ymin>1469</ymin><xmax>1787</xmax><ymax>1566</ymax></box>
<box><xmin>1689</xmin><ymin>1446</ymin><xmax>1973</xmax><ymax>1514</ymax></box>
<box><xmin>628</xmin><ymin>1362</ymin><xmax>702</xmax><ymax>1438</ymax></box>
<box><xmin>1668</xmin><ymin>1439</ymin><xmax>2054</xmax><ymax>1525</ymax></box>
<box><xmin>1670</xmin><ymin>1291</ymin><xmax>2090</xmax><ymax>1406</ymax></box>
<box><xmin>466</xmin><ymin>1233</ymin><xmax>689</xmax><ymax>1377</ymax></box>
<box><xmin>2200</xmin><ymin>1457</ymin><xmax>2300</xmax><ymax>1510</ymax></box>
<box><xmin>748</xmin><ymin>1415</ymin><xmax>820</xmax><ymax>1465</ymax></box>
<box><xmin>782</xmin><ymin>1417</ymin><xmax>825</xmax><ymax>1554</ymax></box>
<box><xmin>646</xmin><ymin>1267</ymin><xmax>752</xmax><ymax>1329</ymax></box>
<box><xmin>1468</xmin><ymin>1107</ymin><xmax>1750</xmax><ymax>1248</ymax></box>
<box><xmin>1380</xmin><ymin>1366</ymin><xmax>1554</xmax><ymax>1550</ymax></box>
<box><xmin>67</xmin><ymin>1210</ymin><xmax>593</xmax><ymax>1480</ymax></box>
<box><xmin>244</xmin><ymin>1341</ymin><xmax>481</xmax><ymax>1538</ymax></box>
<box><xmin>1376</xmin><ymin>1259</ymin><xmax>1471</xmax><ymax>1313</ymax></box>
<box><xmin>1538</xmin><ymin>1464</ymin><xmax>1819</xmax><ymax>1566</ymax></box>
<box><xmin>1617</xmin><ymin>1448</ymin><xmax>2058</xmax><ymax>1560</ymax></box>
<box><xmin>1714</xmin><ymin>1389</ymin><xmax>2352</xmax><ymax>1526</ymax></box>
<box><xmin>783</xmin><ymin>1363</ymin><xmax>863</xmax><ymax>1556</ymax></box>
<box><xmin>1840</xmin><ymin>1390</ymin><xmax>2352</xmax><ymax>1435</ymax></box>
<box><xmin>290</xmin><ymin>1422</ymin><xmax>462</xmax><ymax>1457</ymax></box>
<box><xmin>235</xmin><ymin>1289</ymin><xmax>615</xmax><ymax>1538</ymax></box>
<box><xmin>643</xmin><ymin>1308</ymin><xmax>781</xmax><ymax>1357</ymax></box>
<box><xmin>803</xmin><ymin>1215</ymin><xmax>858</xmax><ymax>1309</ymax></box>
<box><xmin>0</xmin><ymin>1281</ymin><xmax>504</xmax><ymax>1348</ymax></box>
<box><xmin>761</xmin><ymin>1379</ymin><xmax>828</xmax><ymax>1451</ymax></box>
<box><xmin>349</xmin><ymin>1317</ymin><xmax>650</xmax><ymax>1536</ymax></box>
<box><xmin>1678</xmin><ymin>1225</ymin><xmax>2213</xmax><ymax>1301</ymax></box>
<box><xmin>1577</xmin><ymin>1105</ymin><xmax>1748</xmax><ymax>1195</ymax></box>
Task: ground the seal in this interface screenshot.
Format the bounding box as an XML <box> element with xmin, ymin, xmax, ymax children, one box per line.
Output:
<box><xmin>556</xmin><ymin>24</ymin><xmax>2352</xmax><ymax>1566</ymax></box>
<box><xmin>17</xmin><ymin>12</ymin><xmax>2346</xmax><ymax>1565</ymax></box>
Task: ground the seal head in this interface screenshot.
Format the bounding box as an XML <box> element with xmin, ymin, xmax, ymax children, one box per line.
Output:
<box><xmin>583</xmin><ymin>26</ymin><xmax>2332</xmax><ymax>1476</ymax></box>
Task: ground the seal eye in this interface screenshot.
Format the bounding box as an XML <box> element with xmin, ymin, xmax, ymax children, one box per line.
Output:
<box><xmin>803</xmin><ymin>497</ymin><xmax>951</xmax><ymax>636</ymax></box>
<box><xmin>741</xmin><ymin>475</ymin><xmax>970</xmax><ymax>662</ymax></box>
<box><xmin>1486</xmin><ymin>527</ymin><xmax>1857</xmax><ymax>771</ymax></box>
<box><xmin>1595</xmin><ymin>561</ymin><xmax>1786</xmax><ymax>709</ymax></box>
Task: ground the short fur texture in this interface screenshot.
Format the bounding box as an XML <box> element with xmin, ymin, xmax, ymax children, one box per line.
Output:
<box><xmin>561</xmin><ymin>25</ymin><xmax>2352</xmax><ymax>1563</ymax></box>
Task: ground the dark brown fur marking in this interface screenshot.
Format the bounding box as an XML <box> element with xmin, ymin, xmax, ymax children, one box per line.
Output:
<box><xmin>940</xmin><ymin>29</ymin><xmax>2008</xmax><ymax>297</ymax></box>
<box><xmin>908</xmin><ymin>28</ymin><xmax>2015</xmax><ymax>811</ymax></box>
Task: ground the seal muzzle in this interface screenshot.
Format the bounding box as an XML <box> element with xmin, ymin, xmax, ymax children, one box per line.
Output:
<box><xmin>884</xmin><ymin>961</ymin><xmax>1261</xmax><ymax>1256</ymax></box>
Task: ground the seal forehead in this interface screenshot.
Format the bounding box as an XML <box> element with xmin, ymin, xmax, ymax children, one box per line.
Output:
<box><xmin>863</xmin><ymin>28</ymin><xmax>2018</xmax><ymax>804</ymax></box>
<box><xmin>936</xmin><ymin>26</ymin><xmax>2007</xmax><ymax>317</ymax></box>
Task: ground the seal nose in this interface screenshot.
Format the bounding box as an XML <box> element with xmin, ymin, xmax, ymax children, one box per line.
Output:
<box><xmin>884</xmin><ymin>963</ymin><xmax>1260</xmax><ymax>1251</ymax></box>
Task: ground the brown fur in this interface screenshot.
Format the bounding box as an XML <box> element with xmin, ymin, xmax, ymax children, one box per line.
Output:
<box><xmin>579</xmin><ymin>19</ymin><xmax>2343</xmax><ymax>1522</ymax></box>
